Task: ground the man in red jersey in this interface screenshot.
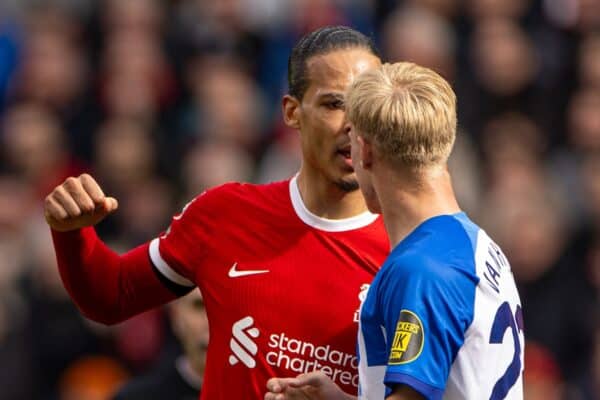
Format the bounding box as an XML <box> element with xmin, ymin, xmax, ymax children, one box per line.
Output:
<box><xmin>43</xmin><ymin>26</ymin><xmax>389</xmax><ymax>399</ymax></box>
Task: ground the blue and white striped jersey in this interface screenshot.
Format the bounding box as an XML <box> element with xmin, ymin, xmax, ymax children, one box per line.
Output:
<box><xmin>358</xmin><ymin>213</ymin><xmax>524</xmax><ymax>400</ymax></box>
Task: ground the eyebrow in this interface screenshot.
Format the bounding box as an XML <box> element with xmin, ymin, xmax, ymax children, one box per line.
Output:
<box><xmin>318</xmin><ymin>92</ymin><xmax>345</xmax><ymax>101</ymax></box>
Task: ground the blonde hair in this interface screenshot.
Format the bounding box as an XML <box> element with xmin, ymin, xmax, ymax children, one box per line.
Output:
<box><xmin>346</xmin><ymin>62</ymin><xmax>457</xmax><ymax>167</ymax></box>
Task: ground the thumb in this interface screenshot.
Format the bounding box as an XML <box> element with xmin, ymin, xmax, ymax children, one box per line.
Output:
<box><xmin>267</xmin><ymin>377</ymin><xmax>296</xmax><ymax>393</ymax></box>
<box><xmin>288</xmin><ymin>372</ymin><xmax>327</xmax><ymax>388</ymax></box>
<box><xmin>101</xmin><ymin>197</ymin><xmax>119</xmax><ymax>214</ymax></box>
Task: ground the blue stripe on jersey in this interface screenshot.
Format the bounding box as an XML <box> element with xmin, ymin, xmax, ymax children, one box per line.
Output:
<box><xmin>384</xmin><ymin>372</ymin><xmax>444</xmax><ymax>400</ymax></box>
<box><xmin>362</xmin><ymin>213</ymin><xmax>480</xmax><ymax>399</ymax></box>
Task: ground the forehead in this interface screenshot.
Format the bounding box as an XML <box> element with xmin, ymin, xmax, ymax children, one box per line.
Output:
<box><xmin>305</xmin><ymin>49</ymin><xmax>381</xmax><ymax>95</ymax></box>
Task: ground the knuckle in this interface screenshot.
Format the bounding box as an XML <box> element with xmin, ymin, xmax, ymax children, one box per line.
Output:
<box><xmin>55</xmin><ymin>185</ymin><xmax>67</xmax><ymax>196</ymax></box>
<box><xmin>56</xmin><ymin>186</ymin><xmax>69</xmax><ymax>199</ymax></box>
<box><xmin>52</xmin><ymin>189</ymin><xmax>63</xmax><ymax>201</ymax></box>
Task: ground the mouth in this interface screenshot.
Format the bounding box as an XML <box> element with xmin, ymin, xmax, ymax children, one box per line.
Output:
<box><xmin>337</xmin><ymin>146</ymin><xmax>352</xmax><ymax>160</ymax></box>
<box><xmin>336</xmin><ymin>146</ymin><xmax>354</xmax><ymax>170</ymax></box>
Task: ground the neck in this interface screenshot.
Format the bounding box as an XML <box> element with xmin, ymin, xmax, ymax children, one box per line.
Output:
<box><xmin>373</xmin><ymin>164</ymin><xmax>461</xmax><ymax>248</ymax></box>
<box><xmin>296</xmin><ymin>166</ymin><xmax>369</xmax><ymax>219</ymax></box>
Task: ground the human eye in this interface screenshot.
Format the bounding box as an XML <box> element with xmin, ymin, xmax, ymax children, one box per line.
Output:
<box><xmin>323</xmin><ymin>99</ymin><xmax>345</xmax><ymax>110</ymax></box>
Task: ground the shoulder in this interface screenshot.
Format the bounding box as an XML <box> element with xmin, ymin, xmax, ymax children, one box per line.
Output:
<box><xmin>379</xmin><ymin>239</ymin><xmax>479</xmax><ymax>329</ymax></box>
<box><xmin>385</xmin><ymin>253</ymin><xmax>477</xmax><ymax>294</ymax></box>
<box><xmin>192</xmin><ymin>179</ymin><xmax>289</xmax><ymax>203</ymax></box>
<box><xmin>185</xmin><ymin>179</ymin><xmax>290</xmax><ymax>215</ymax></box>
<box><xmin>382</xmin><ymin>216</ymin><xmax>481</xmax><ymax>294</ymax></box>
<box><xmin>409</xmin><ymin>214</ymin><xmax>479</xmax><ymax>275</ymax></box>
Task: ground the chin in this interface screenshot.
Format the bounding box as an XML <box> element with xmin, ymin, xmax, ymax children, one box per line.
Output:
<box><xmin>336</xmin><ymin>176</ymin><xmax>360</xmax><ymax>192</ymax></box>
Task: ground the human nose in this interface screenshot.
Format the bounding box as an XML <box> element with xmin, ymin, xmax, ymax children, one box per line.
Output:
<box><xmin>343</xmin><ymin>120</ymin><xmax>352</xmax><ymax>136</ymax></box>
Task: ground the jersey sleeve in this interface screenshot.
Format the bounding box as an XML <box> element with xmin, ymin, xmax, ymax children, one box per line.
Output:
<box><xmin>148</xmin><ymin>185</ymin><xmax>228</xmax><ymax>291</ymax></box>
<box><xmin>51</xmin><ymin>227</ymin><xmax>182</xmax><ymax>325</ymax></box>
<box><xmin>380</xmin><ymin>257</ymin><xmax>478</xmax><ymax>400</ymax></box>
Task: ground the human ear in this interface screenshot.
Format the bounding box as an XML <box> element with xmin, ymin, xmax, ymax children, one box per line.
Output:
<box><xmin>358</xmin><ymin>135</ymin><xmax>373</xmax><ymax>169</ymax></box>
<box><xmin>282</xmin><ymin>95</ymin><xmax>301</xmax><ymax>129</ymax></box>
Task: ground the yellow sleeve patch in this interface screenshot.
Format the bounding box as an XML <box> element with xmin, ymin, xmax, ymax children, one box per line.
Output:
<box><xmin>389</xmin><ymin>310</ymin><xmax>424</xmax><ymax>365</ymax></box>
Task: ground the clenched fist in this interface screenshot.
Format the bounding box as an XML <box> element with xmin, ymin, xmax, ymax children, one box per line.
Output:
<box><xmin>44</xmin><ymin>174</ymin><xmax>118</xmax><ymax>232</ymax></box>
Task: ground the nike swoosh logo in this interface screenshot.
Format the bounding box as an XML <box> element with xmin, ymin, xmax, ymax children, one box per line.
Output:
<box><xmin>228</xmin><ymin>263</ymin><xmax>269</xmax><ymax>278</ymax></box>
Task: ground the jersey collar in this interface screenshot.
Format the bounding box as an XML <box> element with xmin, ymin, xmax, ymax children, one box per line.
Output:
<box><xmin>289</xmin><ymin>175</ymin><xmax>379</xmax><ymax>232</ymax></box>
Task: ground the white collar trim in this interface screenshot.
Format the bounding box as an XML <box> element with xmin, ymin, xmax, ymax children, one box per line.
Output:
<box><xmin>289</xmin><ymin>175</ymin><xmax>378</xmax><ymax>232</ymax></box>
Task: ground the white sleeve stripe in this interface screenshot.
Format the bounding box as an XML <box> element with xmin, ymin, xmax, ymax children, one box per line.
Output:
<box><xmin>149</xmin><ymin>238</ymin><xmax>195</xmax><ymax>287</ymax></box>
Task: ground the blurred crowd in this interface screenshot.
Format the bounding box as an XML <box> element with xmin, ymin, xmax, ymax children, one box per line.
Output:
<box><xmin>0</xmin><ymin>0</ymin><xmax>598</xmax><ymax>399</ymax></box>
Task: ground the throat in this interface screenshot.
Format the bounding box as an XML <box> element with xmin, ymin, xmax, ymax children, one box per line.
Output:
<box><xmin>295</xmin><ymin>173</ymin><xmax>369</xmax><ymax>219</ymax></box>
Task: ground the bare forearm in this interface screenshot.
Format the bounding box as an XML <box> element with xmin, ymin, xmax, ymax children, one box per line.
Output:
<box><xmin>386</xmin><ymin>385</ymin><xmax>425</xmax><ymax>400</ymax></box>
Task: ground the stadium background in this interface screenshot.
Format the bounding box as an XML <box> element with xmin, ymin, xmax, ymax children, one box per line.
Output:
<box><xmin>0</xmin><ymin>0</ymin><xmax>598</xmax><ymax>398</ymax></box>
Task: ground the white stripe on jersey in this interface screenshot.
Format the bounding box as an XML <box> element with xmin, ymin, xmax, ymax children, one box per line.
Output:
<box><xmin>444</xmin><ymin>230</ymin><xmax>524</xmax><ymax>400</ymax></box>
<box><xmin>357</xmin><ymin>322</ymin><xmax>386</xmax><ymax>399</ymax></box>
<box><xmin>149</xmin><ymin>238</ymin><xmax>195</xmax><ymax>287</ymax></box>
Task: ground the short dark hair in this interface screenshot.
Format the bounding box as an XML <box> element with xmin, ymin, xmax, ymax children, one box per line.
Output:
<box><xmin>287</xmin><ymin>26</ymin><xmax>380</xmax><ymax>100</ymax></box>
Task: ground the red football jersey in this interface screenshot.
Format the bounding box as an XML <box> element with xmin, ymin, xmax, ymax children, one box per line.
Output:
<box><xmin>148</xmin><ymin>177</ymin><xmax>389</xmax><ymax>399</ymax></box>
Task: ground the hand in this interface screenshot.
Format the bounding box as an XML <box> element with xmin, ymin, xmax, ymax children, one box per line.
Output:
<box><xmin>265</xmin><ymin>371</ymin><xmax>354</xmax><ymax>400</ymax></box>
<box><xmin>44</xmin><ymin>174</ymin><xmax>118</xmax><ymax>232</ymax></box>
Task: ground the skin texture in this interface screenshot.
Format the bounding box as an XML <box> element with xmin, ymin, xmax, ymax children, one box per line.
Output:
<box><xmin>264</xmin><ymin>371</ymin><xmax>353</xmax><ymax>400</ymax></box>
<box><xmin>386</xmin><ymin>386</ymin><xmax>425</xmax><ymax>400</ymax></box>
<box><xmin>264</xmin><ymin>372</ymin><xmax>424</xmax><ymax>400</ymax></box>
<box><xmin>283</xmin><ymin>48</ymin><xmax>381</xmax><ymax>219</ymax></box>
<box><xmin>265</xmin><ymin>65</ymin><xmax>465</xmax><ymax>400</ymax></box>
<box><xmin>350</xmin><ymin>127</ymin><xmax>459</xmax><ymax>249</ymax></box>
<box><xmin>44</xmin><ymin>173</ymin><xmax>118</xmax><ymax>232</ymax></box>
<box><xmin>45</xmin><ymin>49</ymin><xmax>381</xmax><ymax>233</ymax></box>
<box><xmin>349</xmin><ymin>133</ymin><xmax>381</xmax><ymax>214</ymax></box>
<box><xmin>262</xmin><ymin>129</ymin><xmax>433</xmax><ymax>400</ymax></box>
<box><xmin>44</xmin><ymin>47</ymin><xmax>395</xmax><ymax>400</ymax></box>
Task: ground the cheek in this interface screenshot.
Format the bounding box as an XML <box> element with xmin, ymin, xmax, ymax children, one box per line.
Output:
<box><xmin>311</xmin><ymin>108</ymin><xmax>344</xmax><ymax>132</ymax></box>
<box><xmin>301</xmin><ymin>121</ymin><xmax>329</xmax><ymax>154</ymax></box>
<box><xmin>326</xmin><ymin>110</ymin><xmax>346</xmax><ymax>132</ymax></box>
<box><xmin>300</xmin><ymin>108</ymin><xmax>345</xmax><ymax>158</ymax></box>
